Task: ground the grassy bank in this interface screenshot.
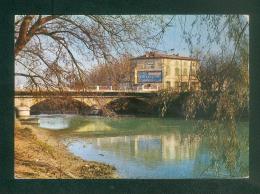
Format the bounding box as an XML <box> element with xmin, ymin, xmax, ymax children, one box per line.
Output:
<box><xmin>14</xmin><ymin>120</ymin><xmax>118</xmax><ymax>179</ymax></box>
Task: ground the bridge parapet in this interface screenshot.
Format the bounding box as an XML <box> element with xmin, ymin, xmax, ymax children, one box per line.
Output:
<box><xmin>15</xmin><ymin>90</ymin><xmax>158</xmax><ymax>98</ymax></box>
<box><xmin>15</xmin><ymin>85</ymin><xmax>161</xmax><ymax>93</ymax></box>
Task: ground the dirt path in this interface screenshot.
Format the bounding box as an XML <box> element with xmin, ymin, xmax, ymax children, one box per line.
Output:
<box><xmin>14</xmin><ymin>120</ymin><xmax>118</xmax><ymax>179</ymax></box>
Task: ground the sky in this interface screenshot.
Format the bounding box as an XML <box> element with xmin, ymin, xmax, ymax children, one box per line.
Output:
<box><xmin>157</xmin><ymin>18</ymin><xmax>191</xmax><ymax>56</ymax></box>
<box><xmin>157</xmin><ymin>15</ymin><xmax>249</xmax><ymax>57</ymax></box>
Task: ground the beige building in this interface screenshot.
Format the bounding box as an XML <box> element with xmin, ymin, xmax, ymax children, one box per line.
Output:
<box><xmin>130</xmin><ymin>52</ymin><xmax>200</xmax><ymax>91</ymax></box>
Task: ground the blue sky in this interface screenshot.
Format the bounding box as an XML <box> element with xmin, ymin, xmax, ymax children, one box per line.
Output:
<box><xmin>157</xmin><ymin>18</ymin><xmax>190</xmax><ymax>56</ymax></box>
<box><xmin>156</xmin><ymin>15</ymin><xmax>249</xmax><ymax>57</ymax></box>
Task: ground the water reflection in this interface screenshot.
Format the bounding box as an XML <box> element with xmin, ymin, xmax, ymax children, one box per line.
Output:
<box><xmin>91</xmin><ymin>133</ymin><xmax>201</xmax><ymax>163</ymax></box>
<box><xmin>65</xmin><ymin>131</ymin><xmax>206</xmax><ymax>178</ymax></box>
<box><xmin>74</xmin><ymin>120</ymin><xmax>112</xmax><ymax>132</ymax></box>
<box><xmin>34</xmin><ymin>115</ymin><xmax>248</xmax><ymax>178</ymax></box>
<box><xmin>38</xmin><ymin>115</ymin><xmax>72</xmax><ymax>130</ymax></box>
<box><xmin>66</xmin><ymin>133</ymin><xmax>203</xmax><ymax>178</ymax></box>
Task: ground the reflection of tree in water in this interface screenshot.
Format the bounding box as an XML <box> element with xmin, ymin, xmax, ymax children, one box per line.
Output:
<box><xmin>193</xmin><ymin>121</ymin><xmax>249</xmax><ymax>177</ymax></box>
<box><xmin>180</xmin><ymin>15</ymin><xmax>250</xmax><ymax>178</ymax></box>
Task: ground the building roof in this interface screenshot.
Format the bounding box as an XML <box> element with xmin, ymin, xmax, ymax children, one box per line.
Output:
<box><xmin>130</xmin><ymin>51</ymin><xmax>197</xmax><ymax>61</ymax></box>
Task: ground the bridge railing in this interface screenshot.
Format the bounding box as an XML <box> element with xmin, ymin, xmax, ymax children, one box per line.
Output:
<box><xmin>15</xmin><ymin>85</ymin><xmax>163</xmax><ymax>93</ymax></box>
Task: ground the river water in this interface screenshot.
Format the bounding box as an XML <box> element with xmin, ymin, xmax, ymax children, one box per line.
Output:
<box><xmin>31</xmin><ymin>114</ymin><xmax>249</xmax><ymax>179</ymax></box>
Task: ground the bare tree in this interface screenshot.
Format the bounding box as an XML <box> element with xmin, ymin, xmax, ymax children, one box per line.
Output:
<box><xmin>86</xmin><ymin>54</ymin><xmax>132</xmax><ymax>88</ymax></box>
<box><xmin>15</xmin><ymin>15</ymin><xmax>173</xmax><ymax>91</ymax></box>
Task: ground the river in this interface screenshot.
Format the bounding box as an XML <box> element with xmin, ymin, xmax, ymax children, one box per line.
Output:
<box><xmin>30</xmin><ymin>114</ymin><xmax>249</xmax><ymax>179</ymax></box>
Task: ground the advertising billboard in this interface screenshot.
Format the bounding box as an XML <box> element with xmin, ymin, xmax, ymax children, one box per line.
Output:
<box><xmin>138</xmin><ymin>71</ymin><xmax>162</xmax><ymax>83</ymax></box>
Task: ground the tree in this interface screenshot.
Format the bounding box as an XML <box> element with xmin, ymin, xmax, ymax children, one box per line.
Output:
<box><xmin>184</xmin><ymin>15</ymin><xmax>249</xmax><ymax>177</ymax></box>
<box><xmin>155</xmin><ymin>15</ymin><xmax>249</xmax><ymax>176</ymax></box>
<box><xmin>181</xmin><ymin>15</ymin><xmax>249</xmax><ymax>121</ymax></box>
<box><xmin>15</xmin><ymin>15</ymin><xmax>173</xmax><ymax>91</ymax></box>
<box><xmin>86</xmin><ymin>54</ymin><xmax>132</xmax><ymax>88</ymax></box>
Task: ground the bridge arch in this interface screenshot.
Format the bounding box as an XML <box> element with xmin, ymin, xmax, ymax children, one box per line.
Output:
<box><xmin>14</xmin><ymin>96</ymin><xmax>118</xmax><ymax>116</ymax></box>
<box><xmin>14</xmin><ymin>91</ymin><xmax>157</xmax><ymax>116</ymax></box>
<box><xmin>30</xmin><ymin>97</ymin><xmax>91</xmax><ymax>115</ymax></box>
<box><xmin>105</xmin><ymin>97</ymin><xmax>153</xmax><ymax>115</ymax></box>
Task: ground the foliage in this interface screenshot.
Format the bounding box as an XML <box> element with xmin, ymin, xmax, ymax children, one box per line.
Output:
<box><xmin>106</xmin><ymin>98</ymin><xmax>152</xmax><ymax>115</ymax></box>
<box><xmin>194</xmin><ymin>121</ymin><xmax>248</xmax><ymax>177</ymax></box>
<box><xmin>155</xmin><ymin>89</ymin><xmax>180</xmax><ymax>117</ymax></box>
<box><xmin>184</xmin><ymin>55</ymin><xmax>249</xmax><ymax>121</ymax></box>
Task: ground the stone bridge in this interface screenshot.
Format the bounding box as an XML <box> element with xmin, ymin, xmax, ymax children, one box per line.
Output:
<box><xmin>15</xmin><ymin>90</ymin><xmax>157</xmax><ymax>116</ymax></box>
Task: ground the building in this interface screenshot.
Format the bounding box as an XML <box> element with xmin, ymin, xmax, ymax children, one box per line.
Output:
<box><xmin>130</xmin><ymin>51</ymin><xmax>200</xmax><ymax>91</ymax></box>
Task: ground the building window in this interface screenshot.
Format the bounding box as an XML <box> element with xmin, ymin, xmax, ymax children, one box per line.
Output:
<box><xmin>190</xmin><ymin>82</ymin><xmax>197</xmax><ymax>90</ymax></box>
<box><xmin>181</xmin><ymin>82</ymin><xmax>189</xmax><ymax>91</ymax></box>
<box><xmin>175</xmin><ymin>67</ymin><xmax>180</xmax><ymax>76</ymax></box>
<box><xmin>175</xmin><ymin>81</ymin><xmax>180</xmax><ymax>89</ymax></box>
<box><xmin>183</xmin><ymin>68</ymin><xmax>188</xmax><ymax>76</ymax></box>
<box><xmin>166</xmin><ymin>81</ymin><xmax>171</xmax><ymax>88</ymax></box>
<box><xmin>191</xmin><ymin>67</ymin><xmax>196</xmax><ymax>76</ymax></box>
<box><xmin>166</xmin><ymin>65</ymin><xmax>170</xmax><ymax>76</ymax></box>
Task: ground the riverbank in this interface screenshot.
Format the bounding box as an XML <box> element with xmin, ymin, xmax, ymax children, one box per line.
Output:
<box><xmin>14</xmin><ymin>119</ymin><xmax>118</xmax><ymax>179</ymax></box>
